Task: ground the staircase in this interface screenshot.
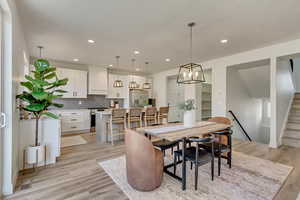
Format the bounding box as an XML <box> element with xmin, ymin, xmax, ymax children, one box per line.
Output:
<box><xmin>282</xmin><ymin>93</ymin><xmax>300</xmax><ymax>147</ymax></box>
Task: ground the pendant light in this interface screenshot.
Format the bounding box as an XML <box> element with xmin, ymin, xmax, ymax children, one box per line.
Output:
<box><xmin>143</xmin><ymin>62</ymin><xmax>151</xmax><ymax>89</ymax></box>
<box><xmin>177</xmin><ymin>22</ymin><xmax>205</xmax><ymax>84</ymax></box>
<box><xmin>113</xmin><ymin>56</ymin><xmax>124</xmax><ymax>88</ymax></box>
<box><xmin>129</xmin><ymin>59</ymin><xmax>139</xmax><ymax>89</ymax></box>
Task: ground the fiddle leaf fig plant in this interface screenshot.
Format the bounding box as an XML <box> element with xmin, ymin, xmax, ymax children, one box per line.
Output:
<box><xmin>17</xmin><ymin>58</ymin><xmax>68</xmax><ymax>146</ymax></box>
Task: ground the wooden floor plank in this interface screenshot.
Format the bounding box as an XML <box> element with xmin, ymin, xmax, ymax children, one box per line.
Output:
<box><xmin>4</xmin><ymin>132</ymin><xmax>300</xmax><ymax>200</ymax></box>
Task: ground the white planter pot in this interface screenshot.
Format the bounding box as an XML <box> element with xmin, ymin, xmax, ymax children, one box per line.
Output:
<box><xmin>184</xmin><ymin>110</ymin><xmax>195</xmax><ymax>128</ymax></box>
<box><xmin>26</xmin><ymin>145</ymin><xmax>45</xmax><ymax>164</ymax></box>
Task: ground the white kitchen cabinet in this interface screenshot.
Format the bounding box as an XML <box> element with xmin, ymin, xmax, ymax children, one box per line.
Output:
<box><xmin>88</xmin><ymin>66</ymin><xmax>108</xmax><ymax>95</ymax></box>
<box><xmin>107</xmin><ymin>73</ymin><xmax>128</xmax><ymax>98</ymax></box>
<box><xmin>54</xmin><ymin>109</ymin><xmax>90</xmax><ymax>134</ymax></box>
<box><xmin>56</xmin><ymin>68</ymin><xmax>87</xmax><ymax>98</ymax></box>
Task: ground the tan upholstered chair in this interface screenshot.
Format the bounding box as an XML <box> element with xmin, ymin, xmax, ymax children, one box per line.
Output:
<box><xmin>125</xmin><ymin>129</ymin><xmax>164</xmax><ymax>191</ymax></box>
<box><xmin>158</xmin><ymin>107</ymin><xmax>169</xmax><ymax>124</ymax></box>
<box><xmin>144</xmin><ymin>107</ymin><xmax>157</xmax><ymax>126</ymax></box>
<box><xmin>107</xmin><ymin>108</ymin><xmax>127</xmax><ymax>145</ymax></box>
<box><xmin>128</xmin><ymin>108</ymin><xmax>143</xmax><ymax>129</ymax></box>
<box><xmin>208</xmin><ymin>117</ymin><xmax>231</xmax><ymax>144</ymax></box>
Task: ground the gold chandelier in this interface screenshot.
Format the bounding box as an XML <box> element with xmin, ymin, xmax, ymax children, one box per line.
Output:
<box><xmin>177</xmin><ymin>22</ymin><xmax>205</xmax><ymax>84</ymax></box>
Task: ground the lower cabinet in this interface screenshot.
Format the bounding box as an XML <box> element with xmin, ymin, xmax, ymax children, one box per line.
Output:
<box><xmin>55</xmin><ymin>109</ymin><xmax>90</xmax><ymax>134</ymax></box>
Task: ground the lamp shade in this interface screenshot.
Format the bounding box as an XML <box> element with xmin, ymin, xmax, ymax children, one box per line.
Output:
<box><xmin>129</xmin><ymin>81</ymin><xmax>139</xmax><ymax>89</ymax></box>
<box><xmin>143</xmin><ymin>82</ymin><xmax>151</xmax><ymax>89</ymax></box>
<box><xmin>113</xmin><ymin>79</ymin><xmax>123</xmax><ymax>88</ymax></box>
<box><xmin>177</xmin><ymin>62</ymin><xmax>205</xmax><ymax>84</ymax></box>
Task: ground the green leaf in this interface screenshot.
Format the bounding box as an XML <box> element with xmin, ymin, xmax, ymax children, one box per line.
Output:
<box><xmin>44</xmin><ymin>72</ymin><xmax>56</xmax><ymax>80</ymax></box>
<box><xmin>16</xmin><ymin>92</ymin><xmax>36</xmax><ymax>104</ymax></box>
<box><xmin>52</xmin><ymin>103</ymin><xmax>64</xmax><ymax>108</ymax></box>
<box><xmin>34</xmin><ymin>59</ymin><xmax>50</xmax><ymax>72</ymax></box>
<box><xmin>20</xmin><ymin>82</ymin><xmax>33</xmax><ymax>91</ymax></box>
<box><xmin>54</xmin><ymin>89</ymin><xmax>67</xmax><ymax>93</ymax></box>
<box><xmin>25</xmin><ymin>104</ymin><xmax>45</xmax><ymax>112</ymax></box>
<box><xmin>41</xmin><ymin>112</ymin><xmax>59</xmax><ymax>119</ymax></box>
<box><xmin>44</xmin><ymin>67</ymin><xmax>56</xmax><ymax>74</ymax></box>
<box><xmin>32</xmin><ymin>91</ymin><xmax>48</xmax><ymax>100</ymax></box>
<box><xmin>33</xmin><ymin>79</ymin><xmax>50</xmax><ymax>87</ymax></box>
<box><xmin>25</xmin><ymin>75</ymin><xmax>34</xmax><ymax>82</ymax></box>
<box><xmin>47</xmin><ymin>94</ymin><xmax>60</xmax><ymax>101</ymax></box>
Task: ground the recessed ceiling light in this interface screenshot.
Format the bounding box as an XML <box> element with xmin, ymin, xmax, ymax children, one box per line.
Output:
<box><xmin>165</xmin><ymin>58</ymin><xmax>171</xmax><ymax>62</ymax></box>
<box><xmin>220</xmin><ymin>39</ymin><xmax>228</xmax><ymax>44</ymax></box>
<box><xmin>134</xmin><ymin>50</ymin><xmax>140</xmax><ymax>55</ymax></box>
<box><xmin>109</xmin><ymin>64</ymin><xmax>113</xmax><ymax>67</ymax></box>
<box><xmin>135</xmin><ymin>68</ymin><xmax>140</xmax><ymax>71</ymax></box>
<box><xmin>73</xmin><ymin>58</ymin><xmax>79</xmax><ymax>62</ymax></box>
<box><xmin>88</xmin><ymin>39</ymin><xmax>95</xmax><ymax>44</ymax></box>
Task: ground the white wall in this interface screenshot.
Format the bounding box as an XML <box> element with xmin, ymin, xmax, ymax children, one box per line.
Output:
<box><xmin>2</xmin><ymin>0</ymin><xmax>29</xmax><ymax>195</ymax></box>
<box><xmin>276</xmin><ymin>59</ymin><xmax>295</xmax><ymax>146</ymax></box>
<box><xmin>238</xmin><ymin>65</ymin><xmax>270</xmax><ymax>98</ymax></box>
<box><xmin>293</xmin><ymin>58</ymin><xmax>300</xmax><ymax>92</ymax></box>
<box><xmin>226</xmin><ymin>67</ymin><xmax>265</xmax><ymax>143</ymax></box>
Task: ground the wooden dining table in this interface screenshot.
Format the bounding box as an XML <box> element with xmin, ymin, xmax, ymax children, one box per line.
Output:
<box><xmin>137</xmin><ymin>121</ymin><xmax>231</xmax><ymax>190</ymax></box>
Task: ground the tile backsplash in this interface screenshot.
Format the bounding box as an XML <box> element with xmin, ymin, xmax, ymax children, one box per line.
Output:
<box><xmin>51</xmin><ymin>95</ymin><xmax>123</xmax><ymax>109</ymax></box>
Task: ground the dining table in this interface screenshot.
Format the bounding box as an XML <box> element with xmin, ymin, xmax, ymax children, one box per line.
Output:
<box><xmin>136</xmin><ymin>121</ymin><xmax>231</xmax><ymax>190</ymax></box>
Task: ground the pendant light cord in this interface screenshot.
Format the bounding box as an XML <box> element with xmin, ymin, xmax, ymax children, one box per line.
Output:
<box><xmin>131</xmin><ymin>59</ymin><xmax>135</xmax><ymax>82</ymax></box>
<box><xmin>38</xmin><ymin>46</ymin><xmax>44</xmax><ymax>58</ymax></box>
<box><xmin>116</xmin><ymin>56</ymin><xmax>120</xmax><ymax>80</ymax></box>
<box><xmin>188</xmin><ymin>22</ymin><xmax>195</xmax><ymax>63</ymax></box>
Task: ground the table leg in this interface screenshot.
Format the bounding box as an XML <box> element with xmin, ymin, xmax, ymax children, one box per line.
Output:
<box><xmin>182</xmin><ymin>137</ymin><xmax>186</xmax><ymax>190</ymax></box>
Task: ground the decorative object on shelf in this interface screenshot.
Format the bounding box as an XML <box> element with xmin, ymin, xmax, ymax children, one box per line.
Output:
<box><xmin>129</xmin><ymin>58</ymin><xmax>139</xmax><ymax>89</ymax></box>
<box><xmin>143</xmin><ymin>62</ymin><xmax>152</xmax><ymax>89</ymax></box>
<box><xmin>177</xmin><ymin>22</ymin><xmax>206</xmax><ymax>84</ymax></box>
<box><xmin>17</xmin><ymin>46</ymin><xmax>68</xmax><ymax>168</ymax></box>
<box><xmin>178</xmin><ymin>99</ymin><xmax>196</xmax><ymax>127</ymax></box>
<box><xmin>113</xmin><ymin>56</ymin><xmax>124</xmax><ymax>88</ymax></box>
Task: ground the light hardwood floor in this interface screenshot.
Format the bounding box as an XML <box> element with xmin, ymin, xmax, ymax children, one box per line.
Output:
<box><xmin>4</xmin><ymin>133</ymin><xmax>300</xmax><ymax>200</ymax></box>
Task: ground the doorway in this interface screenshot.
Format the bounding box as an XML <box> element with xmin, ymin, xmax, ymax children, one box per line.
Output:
<box><xmin>167</xmin><ymin>76</ymin><xmax>184</xmax><ymax>122</ymax></box>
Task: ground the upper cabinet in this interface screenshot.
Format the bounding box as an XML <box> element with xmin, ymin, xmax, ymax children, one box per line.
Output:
<box><xmin>88</xmin><ymin>66</ymin><xmax>108</xmax><ymax>95</ymax></box>
<box><xmin>56</xmin><ymin>68</ymin><xmax>87</xmax><ymax>98</ymax></box>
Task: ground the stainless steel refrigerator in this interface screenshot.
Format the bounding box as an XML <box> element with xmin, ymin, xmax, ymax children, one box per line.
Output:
<box><xmin>129</xmin><ymin>89</ymin><xmax>149</xmax><ymax>107</ymax></box>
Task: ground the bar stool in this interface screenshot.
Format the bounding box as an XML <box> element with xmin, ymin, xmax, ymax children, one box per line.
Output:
<box><xmin>143</xmin><ymin>107</ymin><xmax>157</xmax><ymax>126</ymax></box>
<box><xmin>158</xmin><ymin>107</ymin><xmax>169</xmax><ymax>124</ymax></box>
<box><xmin>128</xmin><ymin>108</ymin><xmax>143</xmax><ymax>129</ymax></box>
<box><xmin>107</xmin><ymin>108</ymin><xmax>127</xmax><ymax>145</ymax></box>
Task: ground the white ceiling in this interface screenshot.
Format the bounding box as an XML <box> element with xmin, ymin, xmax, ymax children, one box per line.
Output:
<box><xmin>17</xmin><ymin>0</ymin><xmax>300</xmax><ymax>73</ymax></box>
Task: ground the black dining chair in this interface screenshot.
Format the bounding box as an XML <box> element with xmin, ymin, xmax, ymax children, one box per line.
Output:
<box><xmin>173</xmin><ymin>135</ymin><xmax>215</xmax><ymax>190</ymax></box>
<box><xmin>144</xmin><ymin>123</ymin><xmax>181</xmax><ymax>156</ymax></box>
<box><xmin>153</xmin><ymin>139</ymin><xmax>180</xmax><ymax>156</ymax></box>
<box><xmin>199</xmin><ymin>129</ymin><xmax>233</xmax><ymax>176</ymax></box>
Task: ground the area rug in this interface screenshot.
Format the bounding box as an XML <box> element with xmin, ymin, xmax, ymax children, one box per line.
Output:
<box><xmin>99</xmin><ymin>152</ymin><xmax>293</xmax><ymax>200</ymax></box>
<box><xmin>61</xmin><ymin>135</ymin><xmax>87</xmax><ymax>147</ymax></box>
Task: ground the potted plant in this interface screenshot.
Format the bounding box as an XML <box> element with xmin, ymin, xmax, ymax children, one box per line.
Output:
<box><xmin>178</xmin><ymin>99</ymin><xmax>196</xmax><ymax>127</ymax></box>
<box><xmin>17</xmin><ymin>58</ymin><xmax>68</xmax><ymax>165</ymax></box>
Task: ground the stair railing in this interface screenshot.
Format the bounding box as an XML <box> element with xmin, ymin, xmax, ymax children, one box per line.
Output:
<box><xmin>228</xmin><ymin>110</ymin><xmax>252</xmax><ymax>141</ymax></box>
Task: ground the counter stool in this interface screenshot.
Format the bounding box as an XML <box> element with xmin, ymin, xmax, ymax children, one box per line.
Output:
<box><xmin>107</xmin><ymin>108</ymin><xmax>127</xmax><ymax>145</ymax></box>
<box><xmin>158</xmin><ymin>107</ymin><xmax>169</xmax><ymax>124</ymax></box>
<box><xmin>144</xmin><ymin>107</ymin><xmax>157</xmax><ymax>126</ymax></box>
<box><xmin>128</xmin><ymin>108</ymin><xmax>143</xmax><ymax>129</ymax></box>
